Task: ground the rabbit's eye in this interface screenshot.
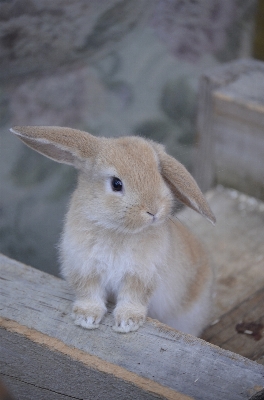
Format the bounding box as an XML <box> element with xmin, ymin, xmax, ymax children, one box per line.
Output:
<box><xmin>111</xmin><ymin>177</ymin><xmax>123</xmax><ymax>192</ymax></box>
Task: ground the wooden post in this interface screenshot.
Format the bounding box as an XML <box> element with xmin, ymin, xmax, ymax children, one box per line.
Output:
<box><xmin>0</xmin><ymin>253</ymin><xmax>264</xmax><ymax>400</ymax></box>
<box><xmin>194</xmin><ymin>59</ymin><xmax>264</xmax><ymax>200</ymax></box>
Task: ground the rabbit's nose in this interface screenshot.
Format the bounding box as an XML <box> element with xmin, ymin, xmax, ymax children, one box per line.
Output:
<box><xmin>146</xmin><ymin>211</ymin><xmax>156</xmax><ymax>222</ymax></box>
<box><xmin>147</xmin><ymin>211</ymin><xmax>154</xmax><ymax>217</ymax></box>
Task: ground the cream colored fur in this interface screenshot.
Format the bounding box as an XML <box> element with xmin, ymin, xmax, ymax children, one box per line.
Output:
<box><xmin>10</xmin><ymin>126</ymin><xmax>215</xmax><ymax>336</ymax></box>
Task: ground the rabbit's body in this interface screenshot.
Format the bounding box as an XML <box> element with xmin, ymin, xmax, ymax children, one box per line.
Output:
<box><xmin>61</xmin><ymin>204</ymin><xmax>212</xmax><ymax>335</ymax></box>
<box><xmin>10</xmin><ymin>126</ymin><xmax>215</xmax><ymax>336</ymax></box>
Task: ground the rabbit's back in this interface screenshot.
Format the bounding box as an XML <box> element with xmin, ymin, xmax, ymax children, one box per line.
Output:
<box><xmin>148</xmin><ymin>218</ymin><xmax>213</xmax><ymax>335</ymax></box>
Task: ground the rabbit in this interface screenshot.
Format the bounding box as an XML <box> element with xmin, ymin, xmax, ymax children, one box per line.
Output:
<box><xmin>10</xmin><ymin>126</ymin><xmax>216</xmax><ymax>336</ymax></box>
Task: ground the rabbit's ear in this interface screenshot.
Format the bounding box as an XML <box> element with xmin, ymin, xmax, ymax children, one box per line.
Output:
<box><xmin>10</xmin><ymin>126</ymin><xmax>99</xmax><ymax>167</ymax></box>
<box><xmin>153</xmin><ymin>143</ymin><xmax>216</xmax><ymax>224</ymax></box>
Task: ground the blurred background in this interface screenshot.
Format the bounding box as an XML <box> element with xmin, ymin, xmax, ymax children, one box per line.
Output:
<box><xmin>0</xmin><ymin>0</ymin><xmax>262</xmax><ymax>276</ymax></box>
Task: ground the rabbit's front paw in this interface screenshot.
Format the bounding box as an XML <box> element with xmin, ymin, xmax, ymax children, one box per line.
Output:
<box><xmin>72</xmin><ymin>300</ymin><xmax>106</xmax><ymax>329</ymax></box>
<box><xmin>113</xmin><ymin>305</ymin><xmax>146</xmax><ymax>333</ymax></box>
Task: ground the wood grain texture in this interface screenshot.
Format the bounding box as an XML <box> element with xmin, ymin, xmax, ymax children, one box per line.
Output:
<box><xmin>194</xmin><ymin>58</ymin><xmax>264</xmax><ymax>199</ymax></box>
<box><xmin>179</xmin><ymin>186</ymin><xmax>264</xmax><ymax>320</ymax></box>
<box><xmin>202</xmin><ymin>287</ymin><xmax>264</xmax><ymax>361</ymax></box>
<box><xmin>0</xmin><ymin>249</ymin><xmax>264</xmax><ymax>400</ymax></box>
<box><xmin>1</xmin><ymin>375</ymin><xmax>75</xmax><ymax>400</ymax></box>
<box><xmin>213</xmin><ymin>83</ymin><xmax>264</xmax><ymax>200</ymax></box>
<box><xmin>0</xmin><ymin>326</ymin><xmax>169</xmax><ymax>400</ymax></box>
<box><xmin>0</xmin><ymin>317</ymin><xmax>187</xmax><ymax>400</ymax></box>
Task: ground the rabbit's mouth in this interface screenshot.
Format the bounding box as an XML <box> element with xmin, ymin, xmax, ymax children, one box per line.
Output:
<box><xmin>146</xmin><ymin>211</ymin><xmax>156</xmax><ymax>222</ymax></box>
<box><xmin>121</xmin><ymin>209</ymin><xmax>169</xmax><ymax>234</ymax></box>
<box><xmin>98</xmin><ymin>213</ymin><xmax>166</xmax><ymax>235</ymax></box>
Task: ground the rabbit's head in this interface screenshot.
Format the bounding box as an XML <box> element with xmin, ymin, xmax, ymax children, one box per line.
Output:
<box><xmin>10</xmin><ymin>126</ymin><xmax>215</xmax><ymax>233</ymax></box>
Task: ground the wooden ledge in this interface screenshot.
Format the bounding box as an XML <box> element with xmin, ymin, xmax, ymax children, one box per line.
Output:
<box><xmin>0</xmin><ymin>253</ymin><xmax>264</xmax><ymax>400</ymax></box>
<box><xmin>179</xmin><ymin>186</ymin><xmax>264</xmax><ymax>321</ymax></box>
<box><xmin>202</xmin><ymin>287</ymin><xmax>264</xmax><ymax>362</ymax></box>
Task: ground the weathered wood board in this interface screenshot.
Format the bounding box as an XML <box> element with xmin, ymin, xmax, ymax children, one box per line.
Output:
<box><xmin>0</xmin><ymin>253</ymin><xmax>263</xmax><ymax>400</ymax></box>
<box><xmin>1</xmin><ymin>325</ymin><xmax>171</xmax><ymax>400</ymax></box>
<box><xmin>194</xmin><ymin>59</ymin><xmax>264</xmax><ymax>200</ymax></box>
<box><xmin>202</xmin><ymin>286</ymin><xmax>264</xmax><ymax>362</ymax></box>
<box><xmin>179</xmin><ymin>186</ymin><xmax>264</xmax><ymax>320</ymax></box>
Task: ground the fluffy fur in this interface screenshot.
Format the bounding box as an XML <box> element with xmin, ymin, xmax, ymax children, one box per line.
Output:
<box><xmin>10</xmin><ymin>126</ymin><xmax>215</xmax><ymax>336</ymax></box>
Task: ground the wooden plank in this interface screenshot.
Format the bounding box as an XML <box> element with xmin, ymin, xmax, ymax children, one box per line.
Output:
<box><xmin>0</xmin><ymin>254</ymin><xmax>263</xmax><ymax>400</ymax></box>
<box><xmin>0</xmin><ymin>317</ymin><xmax>191</xmax><ymax>400</ymax></box>
<box><xmin>194</xmin><ymin>59</ymin><xmax>264</xmax><ymax>200</ymax></box>
<box><xmin>202</xmin><ymin>287</ymin><xmax>264</xmax><ymax>361</ymax></box>
<box><xmin>178</xmin><ymin>186</ymin><xmax>264</xmax><ymax>320</ymax></box>
<box><xmin>213</xmin><ymin>82</ymin><xmax>264</xmax><ymax>200</ymax></box>
<box><xmin>0</xmin><ymin>325</ymin><xmax>170</xmax><ymax>400</ymax></box>
<box><xmin>1</xmin><ymin>375</ymin><xmax>73</xmax><ymax>400</ymax></box>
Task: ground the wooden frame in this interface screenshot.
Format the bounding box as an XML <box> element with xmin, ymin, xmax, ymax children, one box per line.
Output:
<box><xmin>1</xmin><ymin>252</ymin><xmax>264</xmax><ymax>400</ymax></box>
<box><xmin>194</xmin><ymin>59</ymin><xmax>264</xmax><ymax>201</ymax></box>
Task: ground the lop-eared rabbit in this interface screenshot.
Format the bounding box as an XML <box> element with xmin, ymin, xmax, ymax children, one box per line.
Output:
<box><xmin>11</xmin><ymin>126</ymin><xmax>215</xmax><ymax>335</ymax></box>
